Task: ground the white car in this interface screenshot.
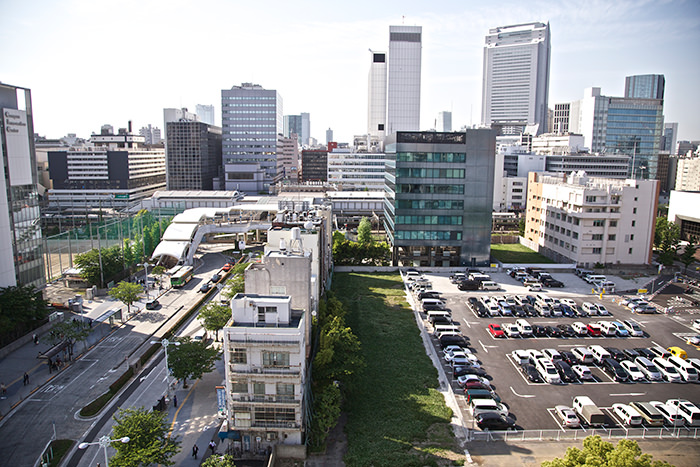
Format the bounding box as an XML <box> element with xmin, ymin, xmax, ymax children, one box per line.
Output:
<box><xmin>597</xmin><ymin>321</ymin><xmax>618</xmax><ymax>337</ymax></box>
<box><xmin>622</xmin><ymin>319</ymin><xmax>644</xmax><ymax>337</ymax></box>
<box><xmin>572</xmin><ymin>365</ymin><xmax>594</xmax><ymax>381</ymax></box>
<box><xmin>528</xmin><ymin>283</ymin><xmax>542</xmax><ymax>292</ymax></box>
<box><xmin>511</xmin><ymin>349</ymin><xmax>530</xmax><ymax>365</ymax></box>
<box><xmin>620</xmin><ymin>360</ymin><xmax>646</xmax><ymax>381</ymax></box>
<box><xmin>610</xmin><ymin>321</ymin><xmax>629</xmax><ymax>337</ymax></box>
<box><xmin>502</xmin><ymin>323</ymin><xmax>520</xmax><ymax>338</ymax></box>
<box><xmin>652</xmin><ymin>357</ymin><xmax>682</xmax><ymax>382</ymax></box>
<box><xmin>448</xmin><ymin>351</ymin><xmax>480</xmax><ymax>367</ymax></box>
<box><xmin>560</xmin><ymin>298</ymin><xmax>577</xmax><ymax>308</ymax></box>
<box><xmin>554</xmin><ymin>405</ymin><xmax>580</xmax><ymax>428</ymax></box>
<box><xmin>595</xmin><ymin>303</ymin><xmax>610</xmax><ymax>316</ymax></box>
<box><xmin>613</xmin><ymin>403</ymin><xmax>643</xmax><ymax>426</ymax></box>
<box><xmin>581</xmin><ymin>302</ymin><xmax>599</xmax><ymax>316</ymax></box>
<box><xmin>628</xmin><ymin>300</ymin><xmax>650</xmax><ymax>311</ymax></box>
<box><xmin>692</xmin><ymin>319</ymin><xmax>700</xmax><ymax>331</ymax></box>
<box><xmin>443</xmin><ymin>345</ymin><xmax>465</xmax><ymax>356</ymax></box>
<box><xmin>650</xmin><ymin>401</ymin><xmax>683</xmax><ymax>426</ymax></box>
<box><xmin>526</xmin><ymin>349</ymin><xmax>544</xmax><ymax>363</ymax></box>
<box><xmin>571</xmin><ymin>322</ymin><xmax>588</xmax><ymax>336</ymax></box>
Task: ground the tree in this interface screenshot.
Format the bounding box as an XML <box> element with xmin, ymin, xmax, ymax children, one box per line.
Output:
<box><xmin>45</xmin><ymin>319</ymin><xmax>90</xmax><ymax>357</ymax></box>
<box><xmin>0</xmin><ymin>285</ymin><xmax>49</xmax><ymax>344</ymax></box>
<box><xmin>679</xmin><ymin>238</ymin><xmax>698</xmax><ymax>272</ymax></box>
<box><xmin>109</xmin><ymin>406</ymin><xmax>181</xmax><ymax>467</ymax></box>
<box><xmin>74</xmin><ymin>244</ymin><xmax>125</xmax><ymax>286</ymax></box>
<box><xmin>357</xmin><ymin>217</ymin><xmax>373</xmax><ymax>245</ymax></box>
<box><xmin>198</xmin><ymin>303</ymin><xmax>232</xmax><ymax>341</ymax></box>
<box><xmin>202</xmin><ymin>454</ymin><xmax>237</xmax><ymax>467</ymax></box>
<box><xmin>168</xmin><ymin>337</ymin><xmax>219</xmax><ymax>388</ymax></box>
<box><xmin>654</xmin><ymin>216</ymin><xmax>681</xmax><ymax>267</ymax></box>
<box><xmin>542</xmin><ymin>435</ymin><xmax>673</xmax><ymax>467</ymax></box>
<box><xmin>108</xmin><ymin>281</ymin><xmax>142</xmax><ymax>315</ymax></box>
<box><xmin>518</xmin><ymin>218</ymin><xmax>525</xmax><ymax>237</ymax></box>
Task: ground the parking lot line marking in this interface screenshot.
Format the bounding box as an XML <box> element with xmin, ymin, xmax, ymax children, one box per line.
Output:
<box><xmin>610</xmin><ymin>392</ymin><xmax>646</xmax><ymax>396</ymax></box>
<box><xmin>478</xmin><ymin>340</ymin><xmax>489</xmax><ymax>353</ymax></box>
<box><xmin>510</xmin><ymin>386</ymin><xmax>536</xmax><ymax>398</ymax></box>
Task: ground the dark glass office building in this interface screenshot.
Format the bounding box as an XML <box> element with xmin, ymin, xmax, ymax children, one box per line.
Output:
<box><xmin>166</xmin><ymin>121</ymin><xmax>222</xmax><ymax>190</ymax></box>
<box><xmin>383</xmin><ymin>130</ymin><xmax>496</xmax><ymax>267</ymax></box>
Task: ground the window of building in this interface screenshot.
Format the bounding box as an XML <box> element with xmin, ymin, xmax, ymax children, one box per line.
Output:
<box><xmin>585</xmin><ymin>196</ymin><xmax>597</xmax><ymax>202</ymax></box>
<box><xmin>609</xmin><ymin>220</ymin><xmax>617</xmax><ymax>227</ymax></box>
<box><xmin>573</xmin><ymin>218</ymin><xmax>580</xmax><ymax>225</ymax></box>
<box><xmin>253</xmin><ymin>382</ymin><xmax>265</xmax><ymax>395</ymax></box>
<box><xmin>263</xmin><ymin>351</ymin><xmax>290</xmax><ymax>367</ymax></box>
<box><xmin>276</xmin><ymin>383</ymin><xmax>294</xmax><ymax>398</ymax></box>
<box><xmin>593</xmin><ymin>220</ymin><xmax>604</xmax><ymax>227</ymax></box>
<box><xmin>232</xmin><ymin>381</ymin><xmax>247</xmax><ymax>393</ymax></box>
<box><xmin>231</xmin><ymin>348</ymin><xmax>247</xmax><ymax>364</ymax></box>
<box><xmin>572</xmin><ymin>232</ymin><xmax>579</xmax><ymax>239</ymax></box>
<box><xmin>629</xmin><ymin>248</ymin><xmax>633</xmax><ymax>254</ymax></box>
<box><xmin>633</xmin><ymin>208</ymin><xmax>637</xmax><ymax>214</ymax></box>
<box><xmin>593</xmin><ymin>248</ymin><xmax>602</xmax><ymax>254</ymax></box>
<box><xmin>630</xmin><ymin>234</ymin><xmax>634</xmax><ymax>240</ymax></box>
<box><xmin>592</xmin><ymin>234</ymin><xmax>603</xmax><ymax>240</ymax></box>
<box><xmin>608</xmin><ymin>234</ymin><xmax>616</xmax><ymax>241</ymax></box>
<box><xmin>631</xmin><ymin>220</ymin><xmax>636</xmax><ymax>227</ymax></box>
<box><xmin>572</xmin><ymin>246</ymin><xmax>577</xmax><ymax>252</ymax></box>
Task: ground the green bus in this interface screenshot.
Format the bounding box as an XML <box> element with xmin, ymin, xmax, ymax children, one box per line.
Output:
<box><xmin>171</xmin><ymin>266</ymin><xmax>194</xmax><ymax>288</ymax></box>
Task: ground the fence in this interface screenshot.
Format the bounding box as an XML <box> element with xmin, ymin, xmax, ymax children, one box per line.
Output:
<box><xmin>469</xmin><ymin>426</ymin><xmax>700</xmax><ymax>442</ymax></box>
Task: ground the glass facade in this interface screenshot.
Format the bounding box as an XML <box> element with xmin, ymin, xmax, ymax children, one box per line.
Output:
<box><xmin>383</xmin><ymin>130</ymin><xmax>496</xmax><ymax>267</ymax></box>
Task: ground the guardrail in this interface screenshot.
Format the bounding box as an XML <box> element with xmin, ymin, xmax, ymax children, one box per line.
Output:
<box><xmin>469</xmin><ymin>426</ymin><xmax>700</xmax><ymax>442</ymax></box>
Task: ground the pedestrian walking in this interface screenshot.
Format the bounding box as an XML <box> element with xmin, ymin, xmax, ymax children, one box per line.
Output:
<box><xmin>173</xmin><ymin>394</ymin><xmax>177</xmax><ymax>407</ymax></box>
<box><xmin>23</xmin><ymin>372</ymin><xmax>29</xmax><ymax>386</ymax></box>
<box><xmin>192</xmin><ymin>444</ymin><xmax>199</xmax><ymax>459</ymax></box>
<box><xmin>209</xmin><ymin>440</ymin><xmax>217</xmax><ymax>453</ymax></box>
<box><xmin>0</xmin><ymin>382</ymin><xmax>6</xmax><ymax>396</ymax></box>
<box><xmin>33</xmin><ymin>334</ymin><xmax>38</xmax><ymax>345</ymax></box>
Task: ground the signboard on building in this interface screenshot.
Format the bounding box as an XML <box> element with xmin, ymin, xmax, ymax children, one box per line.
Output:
<box><xmin>114</xmin><ymin>194</ymin><xmax>129</xmax><ymax>200</ymax></box>
<box><xmin>2</xmin><ymin>108</ymin><xmax>32</xmax><ymax>186</ymax></box>
<box><xmin>216</xmin><ymin>385</ymin><xmax>226</xmax><ymax>416</ymax></box>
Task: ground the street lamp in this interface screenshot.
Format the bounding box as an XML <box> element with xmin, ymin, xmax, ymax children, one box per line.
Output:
<box><xmin>138</xmin><ymin>262</ymin><xmax>152</xmax><ymax>300</ymax></box>
<box><xmin>151</xmin><ymin>338</ymin><xmax>180</xmax><ymax>393</ymax></box>
<box><xmin>78</xmin><ymin>435</ymin><xmax>129</xmax><ymax>467</ymax></box>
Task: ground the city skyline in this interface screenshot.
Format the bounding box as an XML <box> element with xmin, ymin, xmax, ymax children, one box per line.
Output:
<box><xmin>2</xmin><ymin>0</ymin><xmax>699</xmax><ymax>144</ymax></box>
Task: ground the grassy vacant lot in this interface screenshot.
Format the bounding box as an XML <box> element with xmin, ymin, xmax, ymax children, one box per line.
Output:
<box><xmin>490</xmin><ymin>243</ymin><xmax>554</xmax><ymax>264</ymax></box>
<box><xmin>332</xmin><ymin>272</ymin><xmax>462</xmax><ymax>467</ymax></box>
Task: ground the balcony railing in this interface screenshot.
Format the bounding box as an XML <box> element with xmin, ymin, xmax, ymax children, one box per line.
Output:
<box><xmin>231</xmin><ymin>394</ymin><xmax>300</xmax><ymax>405</ymax></box>
<box><xmin>230</xmin><ymin>364</ymin><xmax>302</xmax><ymax>376</ymax></box>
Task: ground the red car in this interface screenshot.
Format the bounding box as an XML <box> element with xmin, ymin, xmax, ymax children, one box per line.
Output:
<box><xmin>586</xmin><ymin>323</ymin><xmax>602</xmax><ymax>337</ymax></box>
<box><xmin>488</xmin><ymin>323</ymin><xmax>505</xmax><ymax>338</ymax></box>
<box><xmin>222</xmin><ymin>263</ymin><xmax>232</xmax><ymax>272</ymax></box>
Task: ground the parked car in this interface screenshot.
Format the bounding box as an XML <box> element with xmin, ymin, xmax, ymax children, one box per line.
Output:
<box><xmin>650</xmin><ymin>401</ymin><xmax>683</xmax><ymax>426</ymax></box>
<box><xmin>453</xmin><ymin>365</ymin><xmax>488</xmax><ymax>377</ymax></box>
<box><xmin>623</xmin><ymin>348</ymin><xmax>641</xmax><ymax>360</ymax></box>
<box><xmin>604</xmin><ymin>347</ymin><xmax>627</xmax><ymax>362</ymax></box>
<box><xmin>199</xmin><ymin>282</ymin><xmax>212</xmax><ymax>293</ymax></box>
<box><xmin>532</xmin><ymin>325</ymin><xmax>547</xmax><ymax>337</ymax></box>
<box><xmin>456</xmin><ymin>374</ymin><xmax>491</xmax><ymax>388</ymax></box>
<box><xmin>652</xmin><ymin>357</ymin><xmax>682</xmax><ymax>382</ymax></box>
<box><xmin>601</xmin><ymin>358</ymin><xmax>629</xmax><ymax>382</ymax></box>
<box><xmin>544</xmin><ymin>326</ymin><xmax>562</xmax><ymax>338</ymax></box>
<box><xmin>571</xmin><ymin>322</ymin><xmax>588</xmax><ymax>336</ymax></box>
<box><xmin>554</xmin><ymin>360</ymin><xmax>577</xmax><ymax>383</ymax></box>
<box><xmin>511</xmin><ymin>349</ymin><xmax>530</xmax><ymax>365</ymax></box>
<box><xmin>572</xmin><ymin>365</ymin><xmax>594</xmax><ymax>381</ymax></box>
<box><xmin>595</xmin><ymin>303</ymin><xmax>610</xmax><ymax>316</ymax></box>
<box><xmin>635</xmin><ymin>357</ymin><xmax>663</xmax><ymax>381</ymax></box>
<box><xmin>475</xmin><ymin>412</ymin><xmax>517</xmax><ymax>430</ymax></box>
<box><xmin>559</xmin><ymin>350</ymin><xmax>579</xmax><ymax>366</ymax></box>
<box><xmin>555</xmin><ymin>405</ymin><xmax>580</xmax><ymax>428</ymax></box>
<box><xmin>622</xmin><ymin>319</ymin><xmax>644</xmax><ymax>337</ymax></box>
<box><xmin>221</xmin><ymin>263</ymin><xmax>232</xmax><ymax>271</ymax></box>
<box><xmin>557</xmin><ymin>324</ymin><xmax>577</xmax><ymax>338</ymax></box>
<box><xmin>613</xmin><ymin>403</ymin><xmax>643</xmax><ymax>426</ymax></box>
<box><xmin>520</xmin><ymin>363</ymin><xmax>541</xmax><ymax>382</ymax></box>
<box><xmin>488</xmin><ymin>323</ymin><xmax>505</xmax><ymax>338</ymax></box>
<box><xmin>586</xmin><ymin>323</ymin><xmax>603</xmax><ymax>337</ymax></box>
<box><xmin>145</xmin><ymin>299</ymin><xmax>160</xmax><ymax>310</ymax></box>
<box><xmin>610</xmin><ymin>321</ymin><xmax>629</xmax><ymax>337</ymax></box>
<box><xmin>665</xmin><ymin>399</ymin><xmax>700</xmax><ymax>427</ymax></box>
<box><xmin>620</xmin><ymin>360</ymin><xmax>646</xmax><ymax>381</ymax></box>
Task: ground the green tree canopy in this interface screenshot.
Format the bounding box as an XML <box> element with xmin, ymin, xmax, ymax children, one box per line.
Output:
<box><xmin>168</xmin><ymin>337</ymin><xmax>219</xmax><ymax>388</ymax></box>
<box><xmin>0</xmin><ymin>284</ymin><xmax>49</xmax><ymax>344</ymax></box>
<box><xmin>202</xmin><ymin>454</ymin><xmax>237</xmax><ymax>467</ymax></box>
<box><xmin>109</xmin><ymin>406</ymin><xmax>181</xmax><ymax>467</ymax></box>
<box><xmin>74</xmin><ymin>244</ymin><xmax>125</xmax><ymax>286</ymax></box>
<box><xmin>357</xmin><ymin>217</ymin><xmax>373</xmax><ymax>245</ymax></box>
<box><xmin>679</xmin><ymin>238</ymin><xmax>698</xmax><ymax>272</ymax></box>
<box><xmin>541</xmin><ymin>435</ymin><xmax>674</xmax><ymax>467</ymax></box>
<box><xmin>46</xmin><ymin>319</ymin><xmax>90</xmax><ymax>356</ymax></box>
<box><xmin>198</xmin><ymin>303</ymin><xmax>232</xmax><ymax>341</ymax></box>
<box><xmin>654</xmin><ymin>216</ymin><xmax>681</xmax><ymax>267</ymax></box>
<box><xmin>108</xmin><ymin>281</ymin><xmax>143</xmax><ymax>315</ymax></box>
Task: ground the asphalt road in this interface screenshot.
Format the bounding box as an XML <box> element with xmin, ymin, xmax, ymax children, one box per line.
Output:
<box><xmin>0</xmin><ymin>253</ymin><xmax>228</xmax><ymax>467</ymax></box>
<box><xmin>412</xmin><ymin>271</ymin><xmax>700</xmax><ymax>432</ymax></box>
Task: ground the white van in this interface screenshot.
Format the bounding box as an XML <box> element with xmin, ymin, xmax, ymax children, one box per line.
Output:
<box><xmin>667</xmin><ymin>356</ymin><xmax>699</xmax><ymax>382</ymax></box>
<box><xmin>588</xmin><ymin>345</ymin><xmax>611</xmax><ymax>364</ymax></box>
<box><xmin>421</xmin><ymin>298</ymin><xmax>446</xmax><ymax>308</ymax></box>
<box><xmin>427</xmin><ymin>310</ymin><xmax>451</xmax><ymax>321</ymax></box>
<box><xmin>581</xmin><ymin>302</ymin><xmax>599</xmax><ymax>316</ymax></box>
<box><xmin>434</xmin><ymin>324</ymin><xmax>460</xmax><ymax>335</ymax></box>
<box><xmin>515</xmin><ymin>319</ymin><xmax>533</xmax><ymax>337</ymax></box>
<box><xmin>535</xmin><ymin>294</ymin><xmax>554</xmax><ymax>306</ymax></box>
<box><xmin>405</xmin><ymin>270</ymin><xmax>422</xmax><ymax>280</ymax></box>
<box><xmin>480</xmin><ymin>281</ymin><xmax>500</xmax><ymax>291</ymax></box>
<box><xmin>585</xmin><ymin>274</ymin><xmax>606</xmax><ymax>284</ymax></box>
<box><xmin>572</xmin><ymin>347</ymin><xmax>594</xmax><ymax>364</ymax></box>
<box><xmin>613</xmin><ymin>403</ymin><xmax>643</xmax><ymax>426</ymax></box>
<box><xmin>635</xmin><ymin>356</ymin><xmax>663</xmax><ymax>381</ymax></box>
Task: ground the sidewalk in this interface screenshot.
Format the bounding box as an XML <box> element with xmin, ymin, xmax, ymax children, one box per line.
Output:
<box><xmin>0</xmin><ymin>317</ymin><xmax>113</xmax><ymax>419</ymax></box>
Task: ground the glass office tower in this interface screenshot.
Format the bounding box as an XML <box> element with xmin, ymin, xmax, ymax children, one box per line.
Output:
<box><xmin>384</xmin><ymin>130</ymin><xmax>496</xmax><ymax>267</ymax></box>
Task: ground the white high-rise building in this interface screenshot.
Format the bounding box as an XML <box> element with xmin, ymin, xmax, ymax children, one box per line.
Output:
<box><xmin>481</xmin><ymin>22</ymin><xmax>550</xmax><ymax>134</ymax></box>
<box><xmin>300</xmin><ymin>112</ymin><xmax>310</xmax><ymax>146</ymax></box>
<box><xmin>196</xmin><ymin>104</ymin><xmax>215</xmax><ymax>125</ymax></box>
<box><xmin>367</xmin><ymin>50</ymin><xmax>387</xmax><ymax>138</ymax></box>
<box><xmin>386</xmin><ymin>25</ymin><xmax>422</xmax><ymax>134</ymax></box>
<box><xmin>436</xmin><ymin>111</ymin><xmax>452</xmax><ymax>132</ymax></box>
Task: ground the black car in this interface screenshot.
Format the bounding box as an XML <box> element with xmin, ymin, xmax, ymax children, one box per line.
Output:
<box><xmin>458</xmin><ymin>280</ymin><xmax>480</xmax><ymax>291</ymax></box>
<box><xmin>574</xmin><ymin>307</ymin><xmax>590</xmax><ymax>318</ymax></box>
<box><xmin>199</xmin><ymin>282</ymin><xmax>212</xmax><ymax>293</ymax></box>
<box><xmin>601</xmin><ymin>358</ymin><xmax>629</xmax><ymax>382</ymax></box>
<box><xmin>557</xmin><ymin>324</ymin><xmax>577</xmax><ymax>338</ymax></box>
<box><xmin>525</xmin><ymin>295</ymin><xmax>537</xmax><ymax>305</ymax></box>
<box><xmin>423</xmin><ymin>303</ymin><xmax>447</xmax><ymax>312</ymax></box>
<box><xmin>520</xmin><ymin>363</ymin><xmax>541</xmax><ymax>382</ymax></box>
<box><xmin>475</xmin><ymin>412</ymin><xmax>517</xmax><ymax>430</ymax></box>
<box><xmin>532</xmin><ymin>325</ymin><xmax>547</xmax><ymax>337</ymax></box>
<box><xmin>474</xmin><ymin>304</ymin><xmax>489</xmax><ymax>318</ymax></box>
<box><xmin>523</xmin><ymin>304</ymin><xmax>538</xmax><ymax>317</ymax></box>
<box><xmin>623</xmin><ymin>348</ymin><xmax>641</xmax><ymax>360</ymax></box>
<box><xmin>453</xmin><ymin>365</ymin><xmax>487</xmax><ymax>377</ymax></box>
<box><xmin>145</xmin><ymin>299</ymin><xmax>160</xmax><ymax>310</ymax></box>
<box><xmin>634</xmin><ymin>348</ymin><xmax>655</xmax><ymax>359</ymax></box>
<box><xmin>419</xmin><ymin>291</ymin><xmax>442</xmax><ymax>300</ymax></box>
<box><xmin>559</xmin><ymin>350</ymin><xmax>579</xmax><ymax>366</ymax></box>
<box><xmin>430</xmin><ymin>316</ymin><xmax>452</xmax><ymax>326</ymax></box>
<box><xmin>542</xmin><ymin>278</ymin><xmax>565</xmax><ymax>288</ymax></box>
<box><xmin>544</xmin><ymin>326</ymin><xmax>562</xmax><ymax>338</ymax></box>
<box><xmin>467</xmin><ymin>297</ymin><xmax>480</xmax><ymax>308</ymax></box>
<box><xmin>605</xmin><ymin>347</ymin><xmax>627</xmax><ymax>362</ymax></box>
<box><xmin>554</xmin><ymin>360</ymin><xmax>577</xmax><ymax>383</ymax></box>
<box><xmin>440</xmin><ymin>335</ymin><xmax>469</xmax><ymax>349</ymax></box>
<box><xmin>511</xmin><ymin>305</ymin><xmax>527</xmax><ymax>317</ymax></box>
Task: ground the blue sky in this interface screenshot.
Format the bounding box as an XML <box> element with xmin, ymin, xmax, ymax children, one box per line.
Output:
<box><xmin>2</xmin><ymin>0</ymin><xmax>699</xmax><ymax>143</ymax></box>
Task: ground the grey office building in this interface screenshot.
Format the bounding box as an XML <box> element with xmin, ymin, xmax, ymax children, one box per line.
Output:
<box><xmin>222</xmin><ymin>83</ymin><xmax>283</xmax><ymax>194</ymax></box>
<box><xmin>165</xmin><ymin>121</ymin><xmax>222</xmax><ymax>191</ymax></box>
<box><xmin>384</xmin><ymin>130</ymin><xmax>496</xmax><ymax>267</ymax></box>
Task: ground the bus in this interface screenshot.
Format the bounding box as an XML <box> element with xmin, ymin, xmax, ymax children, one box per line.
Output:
<box><xmin>171</xmin><ymin>266</ymin><xmax>194</xmax><ymax>288</ymax></box>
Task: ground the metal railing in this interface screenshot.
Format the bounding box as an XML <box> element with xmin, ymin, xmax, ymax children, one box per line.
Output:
<box><xmin>469</xmin><ymin>426</ymin><xmax>700</xmax><ymax>442</ymax></box>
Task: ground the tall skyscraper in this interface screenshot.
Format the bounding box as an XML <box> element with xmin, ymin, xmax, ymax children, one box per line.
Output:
<box><xmin>625</xmin><ymin>74</ymin><xmax>665</xmax><ymax>100</ymax></box>
<box><xmin>481</xmin><ymin>22</ymin><xmax>551</xmax><ymax>134</ymax></box>
<box><xmin>0</xmin><ymin>83</ymin><xmax>45</xmax><ymax>288</ymax></box>
<box><xmin>663</xmin><ymin>122</ymin><xmax>678</xmax><ymax>154</ymax></box>
<box><xmin>386</xmin><ymin>25</ymin><xmax>422</xmax><ymax>134</ymax></box>
<box><xmin>569</xmin><ymin>87</ymin><xmax>664</xmax><ymax>180</ymax></box>
<box><xmin>300</xmin><ymin>112</ymin><xmax>310</xmax><ymax>146</ymax></box>
<box><xmin>196</xmin><ymin>104</ymin><xmax>216</xmax><ymax>125</ymax></box>
<box><xmin>367</xmin><ymin>50</ymin><xmax>387</xmax><ymax>138</ymax></box>
<box><xmin>221</xmin><ymin>83</ymin><xmax>283</xmax><ymax>193</ymax></box>
<box><xmin>284</xmin><ymin>115</ymin><xmax>302</xmax><ymax>139</ymax></box>
<box><xmin>325</xmin><ymin>128</ymin><xmax>333</xmax><ymax>144</ymax></box>
<box><xmin>164</xmin><ymin>109</ymin><xmax>222</xmax><ymax>191</ymax></box>
<box><xmin>436</xmin><ymin>111</ymin><xmax>452</xmax><ymax>132</ymax></box>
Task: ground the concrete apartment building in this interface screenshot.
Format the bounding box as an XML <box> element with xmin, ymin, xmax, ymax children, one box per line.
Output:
<box><xmin>524</xmin><ymin>172</ymin><xmax>658</xmax><ymax>266</ymax></box>
<box><xmin>675</xmin><ymin>157</ymin><xmax>700</xmax><ymax>192</ymax></box>
<box><xmin>327</xmin><ymin>149</ymin><xmax>388</xmax><ymax>190</ymax></box>
<box><xmin>668</xmin><ymin>190</ymin><xmax>700</xmax><ymax>242</ymax></box>
<box><xmin>384</xmin><ymin>130</ymin><xmax>496</xmax><ymax>267</ymax></box>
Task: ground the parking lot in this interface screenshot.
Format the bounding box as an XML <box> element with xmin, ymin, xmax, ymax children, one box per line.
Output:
<box><xmin>408</xmin><ymin>270</ymin><xmax>700</xmax><ymax>433</ymax></box>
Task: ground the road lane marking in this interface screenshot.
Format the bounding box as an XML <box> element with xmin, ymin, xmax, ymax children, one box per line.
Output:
<box><xmin>610</xmin><ymin>392</ymin><xmax>646</xmax><ymax>396</ymax></box>
<box><xmin>479</xmin><ymin>340</ymin><xmax>488</xmax><ymax>353</ymax></box>
<box><xmin>168</xmin><ymin>379</ymin><xmax>201</xmax><ymax>439</ymax></box>
<box><xmin>509</xmin><ymin>386</ymin><xmax>536</xmax><ymax>398</ymax></box>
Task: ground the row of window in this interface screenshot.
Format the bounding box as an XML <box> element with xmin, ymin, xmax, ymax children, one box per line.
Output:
<box><xmin>396</xmin><ymin>152</ymin><xmax>466</xmax><ymax>163</ymax></box>
<box><xmin>396</xmin><ymin>184</ymin><xmax>464</xmax><ymax>195</ymax></box>
<box><xmin>396</xmin><ymin>199</ymin><xmax>464</xmax><ymax>210</ymax></box>
<box><xmin>230</xmin><ymin>349</ymin><xmax>290</xmax><ymax>366</ymax></box>
<box><xmin>395</xmin><ymin>215</ymin><xmax>463</xmax><ymax>225</ymax></box>
<box><xmin>223</xmin><ymin>96</ymin><xmax>277</xmax><ymax>100</ymax></box>
<box><xmin>394</xmin><ymin>230</ymin><xmax>462</xmax><ymax>241</ymax></box>
<box><xmin>396</xmin><ymin>168</ymin><xmax>465</xmax><ymax>179</ymax></box>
